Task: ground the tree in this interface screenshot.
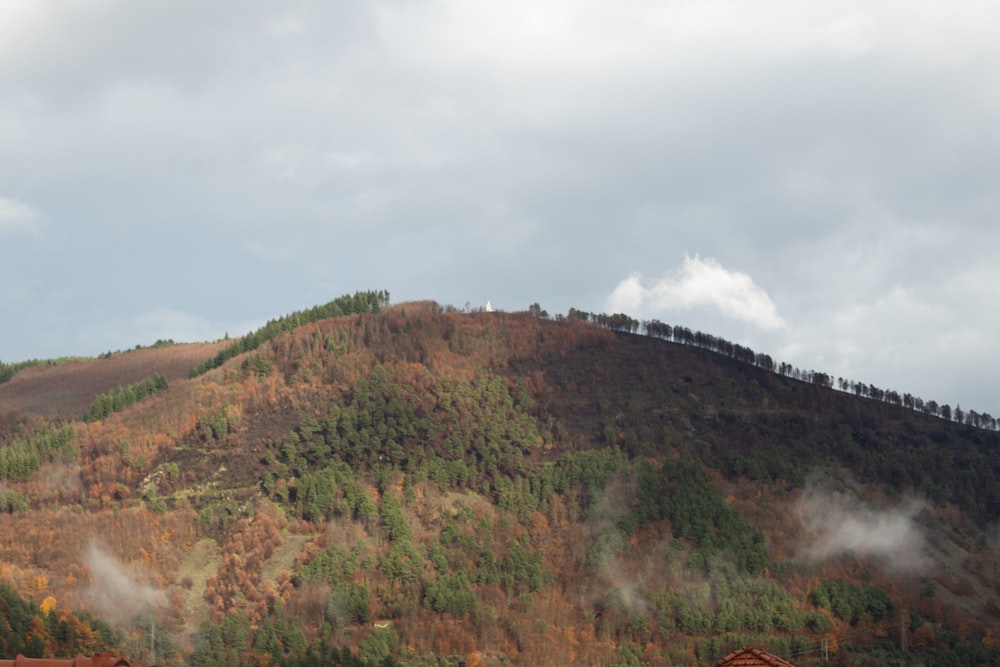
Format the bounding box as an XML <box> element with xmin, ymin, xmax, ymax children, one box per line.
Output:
<box><xmin>358</xmin><ymin>627</ymin><xmax>397</xmax><ymax>663</ymax></box>
<box><xmin>426</xmin><ymin>574</ymin><xmax>476</xmax><ymax>615</ymax></box>
<box><xmin>528</xmin><ymin>303</ymin><xmax>549</xmax><ymax>318</ymax></box>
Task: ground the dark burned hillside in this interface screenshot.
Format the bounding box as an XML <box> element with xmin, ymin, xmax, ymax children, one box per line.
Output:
<box><xmin>1</xmin><ymin>297</ymin><xmax>1000</xmax><ymax>667</ymax></box>
<box><xmin>518</xmin><ymin>330</ymin><xmax>1000</xmax><ymax>523</ymax></box>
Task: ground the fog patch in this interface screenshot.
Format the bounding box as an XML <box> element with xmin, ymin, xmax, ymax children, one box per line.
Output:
<box><xmin>584</xmin><ymin>474</ymin><xmax>654</xmax><ymax>618</ymax></box>
<box><xmin>36</xmin><ymin>462</ymin><xmax>83</xmax><ymax>499</ymax></box>
<box><xmin>795</xmin><ymin>480</ymin><xmax>931</xmax><ymax>574</ymax></box>
<box><xmin>596</xmin><ymin>557</ymin><xmax>652</xmax><ymax>618</ymax></box>
<box><xmin>82</xmin><ymin>541</ymin><xmax>165</xmax><ymax>627</ymax></box>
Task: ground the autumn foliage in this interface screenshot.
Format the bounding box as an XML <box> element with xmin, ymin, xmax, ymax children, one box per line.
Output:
<box><xmin>1</xmin><ymin>297</ymin><xmax>1000</xmax><ymax>665</ymax></box>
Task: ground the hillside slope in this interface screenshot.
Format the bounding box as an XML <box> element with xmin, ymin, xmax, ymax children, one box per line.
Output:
<box><xmin>0</xmin><ymin>341</ymin><xmax>229</xmax><ymax>420</ymax></box>
<box><xmin>1</xmin><ymin>299</ymin><xmax>999</xmax><ymax>667</ymax></box>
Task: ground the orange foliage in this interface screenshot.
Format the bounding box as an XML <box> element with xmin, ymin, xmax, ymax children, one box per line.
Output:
<box><xmin>40</xmin><ymin>595</ymin><xmax>57</xmax><ymax>614</ymax></box>
<box><xmin>204</xmin><ymin>504</ymin><xmax>287</xmax><ymax>625</ymax></box>
<box><xmin>912</xmin><ymin>624</ymin><xmax>936</xmax><ymax>648</ymax></box>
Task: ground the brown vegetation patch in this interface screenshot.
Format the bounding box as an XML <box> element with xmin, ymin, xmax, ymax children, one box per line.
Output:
<box><xmin>0</xmin><ymin>342</ymin><xmax>229</xmax><ymax>420</ymax></box>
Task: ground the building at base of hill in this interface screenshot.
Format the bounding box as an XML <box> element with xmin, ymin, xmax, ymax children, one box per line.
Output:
<box><xmin>716</xmin><ymin>646</ymin><xmax>797</xmax><ymax>667</ymax></box>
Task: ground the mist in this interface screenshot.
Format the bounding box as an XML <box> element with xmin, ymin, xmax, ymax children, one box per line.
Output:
<box><xmin>586</xmin><ymin>474</ymin><xmax>652</xmax><ymax>617</ymax></box>
<box><xmin>82</xmin><ymin>541</ymin><xmax>165</xmax><ymax>627</ymax></box>
<box><xmin>794</xmin><ymin>480</ymin><xmax>931</xmax><ymax>574</ymax></box>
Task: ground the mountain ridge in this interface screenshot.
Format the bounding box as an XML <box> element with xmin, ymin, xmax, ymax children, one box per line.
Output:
<box><xmin>1</xmin><ymin>297</ymin><xmax>999</xmax><ymax>666</ymax></box>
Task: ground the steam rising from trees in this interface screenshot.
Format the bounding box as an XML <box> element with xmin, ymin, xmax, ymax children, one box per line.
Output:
<box><xmin>795</xmin><ymin>480</ymin><xmax>931</xmax><ymax>574</ymax></box>
<box><xmin>83</xmin><ymin>541</ymin><xmax>165</xmax><ymax>627</ymax></box>
<box><xmin>586</xmin><ymin>475</ymin><xmax>652</xmax><ymax>617</ymax></box>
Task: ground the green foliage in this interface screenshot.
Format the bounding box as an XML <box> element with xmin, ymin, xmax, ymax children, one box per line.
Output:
<box><xmin>190</xmin><ymin>290</ymin><xmax>389</xmax><ymax>377</ymax></box>
<box><xmin>520</xmin><ymin>447</ymin><xmax>627</xmax><ymax>512</ymax></box>
<box><xmin>270</xmin><ymin>455</ymin><xmax>372</xmax><ymax>524</ymax></box>
<box><xmin>195</xmin><ymin>497</ymin><xmax>246</xmax><ymax>534</ymax></box>
<box><xmin>811</xmin><ymin>578</ymin><xmax>896</xmax><ymax>625</ymax></box>
<box><xmin>0</xmin><ymin>583</ymin><xmax>38</xmax><ymax>658</ymax></box>
<box><xmin>264</xmin><ymin>364</ymin><xmax>547</xmax><ymax>522</ymax></box>
<box><xmin>84</xmin><ymin>373</ymin><xmax>168</xmax><ymax>421</ymax></box>
<box><xmin>241</xmin><ymin>353</ymin><xmax>272</xmax><ymax>377</ymax></box>
<box><xmin>0</xmin><ymin>423</ymin><xmax>77</xmax><ymax>481</ymax></box>
<box><xmin>381</xmin><ymin>541</ymin><xmax>423</xmax><ymax>584</ymax></box>
<box><xmin>380</xmin><ymin>493</ymin><xmax>411</xmax><ymax>543</ymax></box>
<box><xmin>501</xmin><ymin>543</ymin><xmax>545</xmax><ymax>594</ymax></box>
<box><xmin>252</xmin><ymin>618</ymin><xmax>282</xmax><ymax>658</ymax></box>
<box><xmin>144</xmin><ymin>484</ymin><xmax>168</xmax><ymax>513</ymax></box>
<box><xmin>0</xmin><ymin>583</ymin><xmax>122</xmax><ymax>659</ymax></box>
<box><xmin>193</xmin><ymin>611</ymin><xmax>252</xmax><ymax>667</ymax></box>
<box><xmin>0</xmin><ymin>490</ymin><xmax>29</xmax><ymax>513</ymax></box>
<box><xmin>615</xmin><ymin>640</ymin><xmax>644</xmax><ymax>667</ymax></box>
<box><xmin>330</xmin><ymin>366</ymin><xmax>540</xmax><ymax>484</ymax></box>
<box><xmin>631</xmin><ymin>458</ymin><xmax>767</xmax><ymax>574</ymax></box>
<box><xmin>713</xmin><ymin>577</ymin><xmax>803</xmax><ymax>633</ymax></box>
<box><xmin>583</xmin><ymin>527</ymin><xmax>626</xmax><ymax>570</ymax></box>
<box><xmin>285</xmin><ymin>640</ymin><xmax>401</xmax><ymax>666</ymax></box>
<box><xmin>645</xmin><ymin>570</ymin><xmax>803</xmax><ymax>642</ymax></box>
<box><xmin>197</xmin><ymin>406</ymin><xmax>238</xmax><ymax>442</ymax></box>
<box><xmin>358</xmin><ymin>627</ymin><xmax>398</xmax><ymax>664</ymax></box>
<box><xmin>296</xmin><ymin>466</ymin><xmax>340</xmax><ymax>522</ymax></box>
<box><xmin>497</xmin><ymin>447</ymin><xmax>628</xmax><ymax>526</ymax></box>
<box><xmin>300</xmin><ymin>544</ymin><xmax>358</xmax><ymax>587</ymax></box>
<box><xmin>327</xmin><ymin>583</ymin><xmax>371</xmax><ymax>625</ymax></box>
<box><xmin>425</xmin><ymin>573</ymin><xmax>476</xmax><ymax>614</ymax></box>
<box><xmin>805</xmin><ymin>610</ymin><xmax>832</xmax><ymax>633</ymax></box>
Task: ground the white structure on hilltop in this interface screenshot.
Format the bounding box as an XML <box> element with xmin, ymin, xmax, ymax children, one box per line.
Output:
<box><xmin>485</xmin><ymin>301</ymin><xmax>494</xmax><ymax>312</ymax></box>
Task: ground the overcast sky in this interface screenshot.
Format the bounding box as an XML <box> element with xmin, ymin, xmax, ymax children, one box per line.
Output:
<box><xmin>3</xmin><ymin>1</ymin><xmax>999</xmax><ymax>415</ymax></box>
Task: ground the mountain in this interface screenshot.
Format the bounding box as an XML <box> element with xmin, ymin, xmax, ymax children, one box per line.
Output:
<box><xmin>1</xmin><ymin>293</ymin><xmax>999</xmax><ymax>667</ymax></box>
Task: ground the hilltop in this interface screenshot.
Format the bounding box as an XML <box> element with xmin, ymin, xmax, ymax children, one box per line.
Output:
<box><xmin>1</xmin><ymin>293</ymin><xmax>999</xmax><ymax>667</ymax></box>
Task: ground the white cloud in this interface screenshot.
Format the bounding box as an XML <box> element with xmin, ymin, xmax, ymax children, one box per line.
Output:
<box><xmin>0</xmin><ymin>197</ymin><xmax>42</xmax><ymax>234</ymax></box>
<box><xmin>607</xmin><ymin>255</ymin><xmax>787</xmax><ymax>331</ymax></box>
<box><xmin>795</xmin><ymin>481</ymin><xmax>931</xmax><ymax>574</ymax></box>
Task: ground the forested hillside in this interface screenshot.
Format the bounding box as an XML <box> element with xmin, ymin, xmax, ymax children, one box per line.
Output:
<box><xmin>2</xmin><ymin>293</ymin><xmax>1000</xmax><ymax>666</ymax></box>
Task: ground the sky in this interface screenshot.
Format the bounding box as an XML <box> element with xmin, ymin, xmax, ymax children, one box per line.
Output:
<box><xmin>2</xmin><ymin>1</ymin><xmax>1000</xmax><ymax>416</ymax></box>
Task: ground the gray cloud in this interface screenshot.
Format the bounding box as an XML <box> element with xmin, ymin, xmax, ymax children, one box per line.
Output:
<box><xmin>1</xmin><ymin>1</ymin><xmax>999</xmax><ymax>414</ymax></box>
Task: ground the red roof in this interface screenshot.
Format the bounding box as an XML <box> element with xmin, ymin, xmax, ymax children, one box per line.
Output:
<box><xmin>716</xmin><ymin>646</ymin><xmax>797</xmax><ymax>667</ymax></box>
<box><xmin>0</xmin><ymin>654</ymin><xmax>130</xmax><ymax>667</ymax></box>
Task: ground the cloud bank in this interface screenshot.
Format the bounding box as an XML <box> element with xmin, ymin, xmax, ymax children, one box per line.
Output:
<box><xmin>607</xmin><ymin>255</ymin><xmax>786</xmax><ymax>331</ymax></box>
<box><xmin>2</xmin><ymin>1</ymin><xmax>1000</xmax><ymax>414</ymax></box>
